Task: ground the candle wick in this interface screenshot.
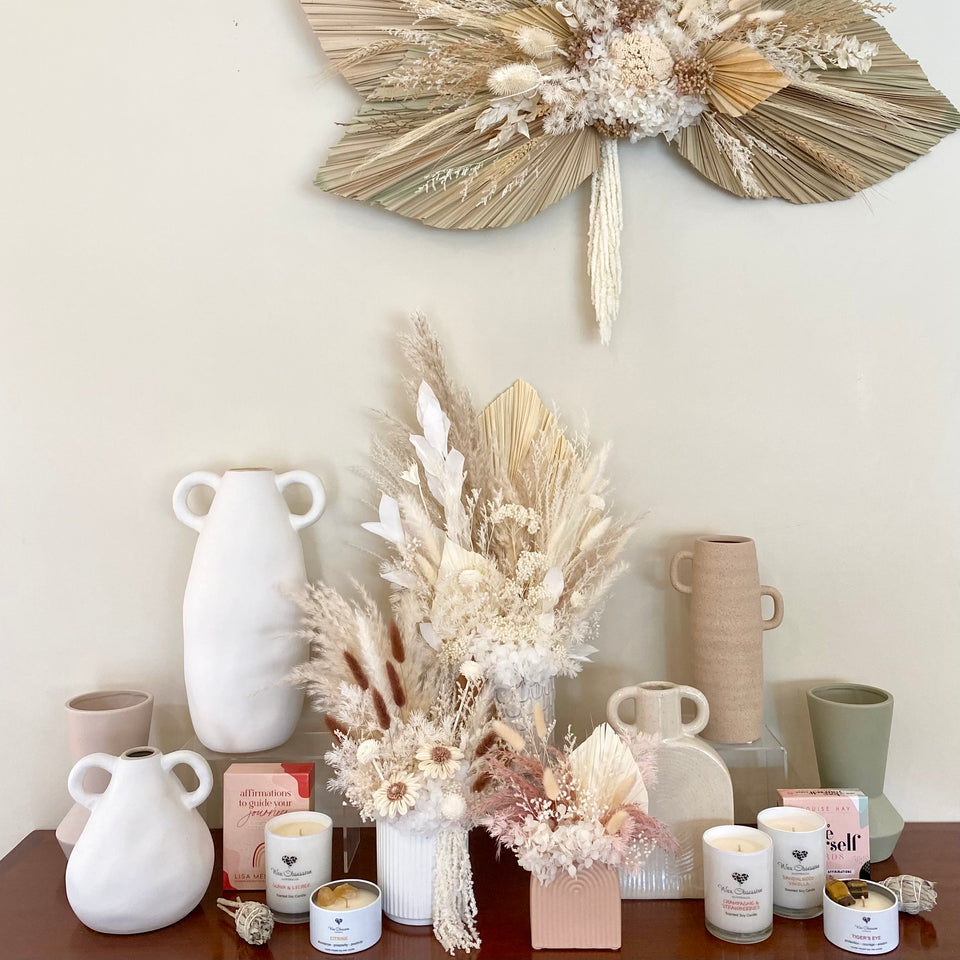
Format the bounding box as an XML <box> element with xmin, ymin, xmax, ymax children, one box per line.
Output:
<box><xmin>737</xmin><ymin>844</ymin><xmax>741</xmax><ymax>852</ymax></box>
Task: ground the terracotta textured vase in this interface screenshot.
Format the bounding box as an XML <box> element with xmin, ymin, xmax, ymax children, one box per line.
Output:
<box><xmin>670</xmin><ymin>536</ymin><xmax>783</xmax><ymax>743</ymax></box>
<box><xmin>608</xmin><ymin>681</ymin><xmax>733</xmax><ymax>898</ymax></box>
<box><xmin>529</xmin><ymin>864</ymin><xmax>621</xmax><ymax>950</ymax></box>
<box><xmin>65</xmin><ymin>747</ymin><xmax>214</xmax><ymax>934</ymax></box>
<box><xmin>173</xmin><ymin>467</ymin><xmax>325</xmax><ymax>753</ymax></box>
<box><xmin>56</xmin><ymin>690</ymin><xmax>154</xmax><ymax>858</ymax></box>
<box><xmin>807</xmin><ymin>683</ymin><xmax>904</xmax><ymax>862</ymax></box>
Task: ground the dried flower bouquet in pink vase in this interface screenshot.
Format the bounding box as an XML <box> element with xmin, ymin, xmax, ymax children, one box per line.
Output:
<box><xmin>476</xmin><ymin>713</ymin><xmax>677</xmax><ymax>948</ymax></box>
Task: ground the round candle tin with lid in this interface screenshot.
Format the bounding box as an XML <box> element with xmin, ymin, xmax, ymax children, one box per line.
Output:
<box><xmin>310</xmin><ymin>879</ymin><xmax>382</xmax><ymax>954</ymax></box>
<box><xmin>823</xmin><ymin>880</ymin><xmax>899</xmax><ymax>954</ymax></box>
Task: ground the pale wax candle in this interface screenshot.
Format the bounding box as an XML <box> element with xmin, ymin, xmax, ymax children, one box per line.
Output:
<box><xmin>823</xmin><ymin>880</ymin><xmax>900</xmax><ymax>954</ymax></box>
<box><xmin>310</xmin><ymin>879</ymin><xmax>383</xmax><ymax>954</ymax></box>
<box><xmin>265</xmin><ymin>811</ymin><xmax>333</xmax><ymax>923</ymax></box>
<box><xmin>271</xmin><ymin>820</ymin><xmax>327</xmax><ymax>837</ymax></box>
<box><xmin>703</xmin><ymin>825</ymin><xmax>774</xmax><ymax>944</ymax></box>
<box><xmin>758</xmin><ymin>806</ymin><xmax>827</xmax><ymax>920</ymax></box>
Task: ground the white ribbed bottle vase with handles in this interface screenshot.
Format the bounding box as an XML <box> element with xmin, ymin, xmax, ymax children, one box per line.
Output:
<box><xmin>173</xmin><ymin>467</ymin><xmax>326</xmax><ymax>753</ymax></box>
<box><xmin>375</xmin><ymin>819</ymin><xmax>436</xmax><ymax>924</ymax></box>
<box><xmin>65</xmin><ymin>747</ymin><xmax>214</xmax><ymax>934</ymax></box>
<box><xmin>608</xmin><ymin>681</ymin><xmax>733</xmax><ymax>899</ymax></box>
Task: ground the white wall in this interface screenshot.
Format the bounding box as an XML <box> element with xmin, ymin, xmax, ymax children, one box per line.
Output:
<box><xmin>1</xmin><ymin>0</ymin><xmax>958</xmax><ymax>859</ymax></box>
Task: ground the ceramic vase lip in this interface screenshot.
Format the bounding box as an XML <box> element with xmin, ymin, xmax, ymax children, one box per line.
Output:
<box><xmin>66</xmin><ymin>690</ymin><xmax>153</xmax><ymax>715</ymax></box>
<box><xmin>808</xmin><ymin>684</ymin><xmax>892</xmax><ymax>708</ymax></box>
<box><xmin>120</xmin><ymin>746</ymin><xmax>160</xmax><ymax>760</ymax></box>
<box><xmin>225</xmin><ymin>466</ymin><xmax>273</xmax><ymax>473</ymax></box>
<box><xmin>696</xmin><ymin>535</ymin><xmax>754</xmax><ymax>545</ymax></box>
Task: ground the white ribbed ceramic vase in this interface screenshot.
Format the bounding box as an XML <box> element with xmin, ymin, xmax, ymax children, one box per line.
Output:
<box><xmin>375</xmin><ymin>819</ymin><xmax>436</xmax><ymax>925</ymax></box>
<box><xmin>173</xmin><ymin>467</ymin><xmax>325</xmax><ymax>753</ymax></box>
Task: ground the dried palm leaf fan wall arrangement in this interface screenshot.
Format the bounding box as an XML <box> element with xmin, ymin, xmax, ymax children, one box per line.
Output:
<box><xmin>300</xmin><ymin>0</ymin><xmax>957</xmax><ymax>343</ymax></box>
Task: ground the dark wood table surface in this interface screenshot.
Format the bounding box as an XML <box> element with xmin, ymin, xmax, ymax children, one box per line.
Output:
<box><xmin>1</xmin><ymin>823</ymin><xmax>955</xmax><ymax>959</ymax></box>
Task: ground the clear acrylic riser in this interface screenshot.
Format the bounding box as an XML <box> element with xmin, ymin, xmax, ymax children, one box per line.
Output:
<box><xmin>179</xmin><ymin>730</ymin><xmax>364</xmax><ymax>871</ymax></box>
<box><xmin>703</xmin><ymin>725</ymin><xmax>788</xmax><ymax>825</ymax></box>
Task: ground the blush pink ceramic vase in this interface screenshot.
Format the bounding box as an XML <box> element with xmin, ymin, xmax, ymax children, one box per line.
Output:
<box><xmin>670</xmin><ymin>536</ymin><xmax>783</xmax><ymax>743</ymax></box>
<box><xmin>56</xmin><ymin>690</ymin><xmax>154</xmax><ymax>858</ymax></box>
<box><xmin>529</xmin><ymin>864</ymin><xmax>621</xmax><ymax>950</ymax></box>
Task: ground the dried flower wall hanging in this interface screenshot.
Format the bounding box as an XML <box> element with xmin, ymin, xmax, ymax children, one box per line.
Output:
<box><xmin>300</xmin><ymin>0</ymin><xmax>957</xmax><ymax>342</ymax></box>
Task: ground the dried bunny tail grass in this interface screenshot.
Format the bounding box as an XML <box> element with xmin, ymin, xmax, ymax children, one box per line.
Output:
<box><xmin>371</xmin><ymin>689</ymin><xmax>391</xmax><ymax>729</ymax></box>
<box><xmin>324</xmin><ymin>714</ymin><xmax>349</xmax><ymax>738</ymax></box>
<box><xmin>604</xmin><ymin>809</ymin><xmax>629</xmax><ymax>835</ymax></box>
<box><xmin>342</xmin><ymin>650</ymin><xmax>370</xmax><ymax>690</ymax></box>
<box><xmin>491</xmin><ymin>720</ymin><xmax>526</xmax><ymax>752</ymax></box>
<box><xmin>542</xmin><ymin>766</ymin><xmax>560</xmax><ymax>800</ymax></box>
<box><xmin>389</xmin><ymin>620</ymin><xmax>406</xmax><ymax>662</ymax></box>
<box><xmin>386</xmin><ymin>660</ymin><xmax>407</xmax><ymax>707</ymax></box>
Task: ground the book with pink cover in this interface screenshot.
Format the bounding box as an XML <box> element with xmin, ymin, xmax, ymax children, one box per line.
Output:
<box><xmin>222</xmin><ymin>762</ymin><xmax>314</xmax><ymax>890</ymax></box>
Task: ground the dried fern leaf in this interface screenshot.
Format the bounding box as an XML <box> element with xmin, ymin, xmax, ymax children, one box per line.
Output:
<box><xmin>701</xmin><ymin>41</ymin><xmax>790</xmax><ymax>117</ymax></box>
<box><xmin>318</xmin><ymin>104</ymin><xmax>600</xmax><ymax>228</ymax></box>
<box><xmin>480</xmin><ymin>379</ymin><xmax>571</xmax><ymax>484</ymax></box>
<box><xmin>675</xmin><ymin>8</ymin><xmax>958</xmax><ymax>203</ymax></box>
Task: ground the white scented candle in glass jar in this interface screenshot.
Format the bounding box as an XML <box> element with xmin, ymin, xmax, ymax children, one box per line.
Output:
<box><xmin>265</xmin><ymin>811</ymin><xmax>333</xmax><ymax>923</ymax></box>
<box><xmin>757</xmin><ymin>805</ymin><xmax>828</xmax><ymax>919</ymax></box>
<box><xmin>703</xmin><ymin>825</ymin><xmax>774</xmax><ymax>944</ymax></box>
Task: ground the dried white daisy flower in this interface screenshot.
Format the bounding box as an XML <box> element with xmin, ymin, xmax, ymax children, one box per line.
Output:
<box><xmin>416</xmin><ymin>742</ymin><xmax>464</xmax><ymax>779</ymax></box>
<box><xmin>372</xmin><ymin>772</ymin><xmax>422</xmax><ymax>818</ymax></box>
<box><xmin>514</xmin><ymin>26</ymin><xmax>556</xmax><ymax>59</ymax></box>
<box><xmin>356</xmin><ymin>739</ymin><xmax>381</xmax><ymax>765</ymax></box>
<box><xmin>487</xmin><ymin>62</ymin><xmax>541</xmax><ymax>98</ymax></box>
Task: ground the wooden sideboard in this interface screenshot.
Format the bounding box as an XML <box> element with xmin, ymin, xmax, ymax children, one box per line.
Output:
<box><xmin>0</xmin><ymin>823</ymin><xmax>955</xmax><ymax>959</ymax></box>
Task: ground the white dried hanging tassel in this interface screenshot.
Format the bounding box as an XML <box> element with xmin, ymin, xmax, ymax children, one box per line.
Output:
<box><xmin>432</xmin><ymin>827</ymin><xmax>481</xmax><ymax>954</ymax></box>
<box><xmin>588</xmin><ymin>138</ymin><xmax>623</xmax><ymax>346</ymax></box>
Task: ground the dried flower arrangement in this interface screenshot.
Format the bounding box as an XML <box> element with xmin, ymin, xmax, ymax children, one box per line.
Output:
<box><xmin>476</xmin><ymin>713</ymin><xmax>677</xmax><ymax>883</ymax></box>
<box><xmin>292</xmin><ymin>588</ymin><xmax>486</xmax><ymax>952</ymax></box>
<box><xmin>361</xmin><ymin>316</ymin><xmax>635</xmax><ymax>694</ymax></box>
<box><xmin>300</xmin><ymin>0</ymin><xmax>957</xmax><ymax>342</ymax></box>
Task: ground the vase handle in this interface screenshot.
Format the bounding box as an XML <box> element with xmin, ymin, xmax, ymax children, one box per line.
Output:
<box><xmin>676</xmin><ymin>685</ymin><xmax>710</xmax><ymax>737</ymax></box>
<box><xmin>669</xmin><ymin>551</ymin><xmax>694</xmax><ymax>594</ymax></box>
<box><xmin>606</xmin><ymin>686</ymin><xmax>641</xmax><ymax>738</ymax></box>
<box><xmin>161</xmin><ymin>751</ymin><xmax>214</xmax><ymax>809</ymax></box>
<box><xmin>761</xmin><ymin>585</ymin><xmax>784</xmax><ymax>630</ymax></box>
<box><xmin>67</xmin><ymin>753</ymin><xmax>118</xmax><ymax>811</ymax></box>
<box><xmin>172</xmin><ymin>471</ymin><xmax>221</xmax><ymax>532</ymax></box>
<box><xmin>277</xmin><ymin>470</ymin><xmax>327</xmax><ymax>531</ymax></box>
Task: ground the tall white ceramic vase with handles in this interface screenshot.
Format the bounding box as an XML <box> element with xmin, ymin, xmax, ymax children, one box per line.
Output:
<box><xmin>174</xmin><ymin>467</ymin><xmax>326</xmax><ymax>753</ymax></box>
<box><xmin>65</xmin><ymin>747</ymin><xmax>214</xmax><ymax>934</ymax></box>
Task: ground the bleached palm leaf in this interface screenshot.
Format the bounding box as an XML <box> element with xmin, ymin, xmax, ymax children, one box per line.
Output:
<box><xmin>480</xmin><ymin>379</ymin><xmax>571</xmax><ymax>484</ymax></box>
<box><xmin>569</xmin><ymin>723</ymin><xmax>648</xmax><ymax>813</ymax></box>
<box><xmin>675</xmin><ymin>6</ymin><xmax>959</xmax><ymax>202</ymax></box>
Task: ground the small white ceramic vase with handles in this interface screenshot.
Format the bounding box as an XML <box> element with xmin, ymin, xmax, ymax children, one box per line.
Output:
<box><xmin>173</xmin><ymin>467</ymin><xmax>326</xmax><ymax>753</ymax></box>
<box><xmin>65</xmin><ymin>747</ymin><xmax>214</xmax><ymax>934</ymax></box>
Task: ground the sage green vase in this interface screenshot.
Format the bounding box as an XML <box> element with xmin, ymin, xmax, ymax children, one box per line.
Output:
<box><xmin>806</xmin><ymin>683</ymin><xmax>903</xmax><ymax>862</ymax></box>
